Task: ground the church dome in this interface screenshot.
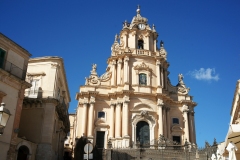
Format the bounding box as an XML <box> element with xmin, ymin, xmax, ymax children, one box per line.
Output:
<box><xmin>131</xmin><ymin>6</ymin><xmax>148</xmax><ymax>25</ymax></box>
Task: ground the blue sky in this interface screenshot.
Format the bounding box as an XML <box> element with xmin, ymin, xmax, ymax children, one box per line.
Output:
<box><xmin>1</xmin><ymin>1</ymin><xmax>240</xmax><ymax>147</ymax></box>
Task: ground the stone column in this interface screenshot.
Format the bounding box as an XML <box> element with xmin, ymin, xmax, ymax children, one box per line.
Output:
<box><xmin>123</xmin><ymin>33</ymin><xmax>128</xmax><ymax>48</ymax></box>
<box><xmin>76</xmin><ymin>105</ymin><xmax>81</xmax><ymax>137</ymax></box>
<box><xmin>145</xmin><ymin>33</ymin><xmax>150</xmax><ymax>50</ymax></box>
<box><xmin>109</xmin><ymin>102</ymin><xmax>115</xmax><ymax>138</ymax></box>
<box><xmin>122</xmin><ymin>97</ymin><xmax>130</xmax><ymax>148</ymax></box>
<box><xmin>157</xmin><ymin>99</ymin><xmax>164</xmax><ymax>136</ymax></box>
<box><xmin>87</xmin><ymin>97</ymin><xmax>95</xmax><ymax>138</ymax></box>
<box><xmin>122</xmin><ymin>97</ymin><xmax>130</xmax><ymax>137</ymax></box>
<box><xmin>190</xmin><ymin>110</ymin><xmax>196</xmax><ymax>143</ymax></box>
<box><xmin>162</xmin><ymin>106</ymin><xmax>167</xmax><ymax>137</ymax></box>
<box><xmin>160</xmin><ymin>65</ymin><xmax>163</xmax><ymax>87</ymax></box>
<box><xmin>115</xmin><ymin>102</ymin><xmax>122</xmax><ymax>138</ymax></box>
<box><xmin>183</xmin><ymin>105</ymin><xmax>189</xmax><ymax>141</ymax></box>
<box><xmin>166</xmin><ymin>107</ymin><xmax>171</xmax><ymax>139</ymax></box>
<box><xmin>156</xmin><ymin>60</ymin><xmax>161</xmax><ymax>93</ymax></box>
<box><xmin>82</xmin><ymin>101</ymin><xmax>88</xmax><ymax>136</ymax></box>
<box><xmin>117</xmin><ymin>59</ymin><xmax>122</xmax><ymax>85</ymax></box>
<box><xmin>164</xmin><ymin>68</ymin><xmax>168</xmax><ymax>89</ymax></box>
<box><xmin>124</xmin><ymin>56</ymin><xmax>129</xmax><ymax>83</ymax></box>
<box><xmin>124</xmin><ymin>56</ymin><xmax>129</xmax><ymax>90</ymax></box>
<box><xmin>111</xmin><ymin>60</ymin><xmax>116</xmax><ymax>86</ymax></box>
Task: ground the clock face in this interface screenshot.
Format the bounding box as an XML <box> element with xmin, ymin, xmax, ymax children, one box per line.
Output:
<box><xmin>138</xmin><ymin>24</ymin><xmax>146</xmax><ymax>30</ymax></box>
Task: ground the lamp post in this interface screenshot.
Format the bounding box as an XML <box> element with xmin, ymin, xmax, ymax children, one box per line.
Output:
<box><xmin>0</xmin><ymin>102</ymin><xmax>11</xmax><ymax>135</ymax></box>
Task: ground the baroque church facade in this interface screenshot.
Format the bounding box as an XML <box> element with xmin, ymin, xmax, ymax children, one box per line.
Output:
<box><xmin>75</xmin><ymin>7</ymin><xmax>197</xmax><ymax>149</ymax></box>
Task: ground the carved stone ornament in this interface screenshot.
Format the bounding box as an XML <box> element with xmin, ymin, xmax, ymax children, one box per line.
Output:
<box><xmin>132</xmin><ymin>110</ymin><xmax>155</xmax><ymax>126</ymax></box>
<box><xmin>124</xmin><ymin>47</ymin><xmax>132</xmax><ymax>53</ymax></box>
<box><xmin>99</xmin><ymin>71</ymin><xmax>112</xmax><ymax>82</ymax></box>
<box><xmin>85</xmin><ymin>64</ymin><xmax>101</xmax><ymax>86</ymax></box>
<box><xmin>111</xmin><ymin>35</ymin><xmax>125</xmax><ymax>54</ymax></box>
<box><xmin>157</xmin><ymin>99</ymin><xmax>164</xmax><ymax>106</ymax></box>
<box><xmin>159</xmin><ymin>47</ymin><xmax>167</xmax><ymax>58</ymax></box>
<box><xmin>133</xmin><ymin>62</ymin><xmax>152</xmax><ymax>72</ymax></box>
<box><xmin>85</xmin><ymin>75</ymin><xmax>100</xmax><ymax>86</ymax></box>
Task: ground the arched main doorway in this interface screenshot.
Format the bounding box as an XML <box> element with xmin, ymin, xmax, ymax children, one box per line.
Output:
<box><xmin>136</xmin><ymin>121</ymin><xmax>150</xmax><ymax>147</ymax></box>
<box><xmin>17</xmin><ymin>145</ymin><xmax>29</xmax><ymax>160</ymax></box>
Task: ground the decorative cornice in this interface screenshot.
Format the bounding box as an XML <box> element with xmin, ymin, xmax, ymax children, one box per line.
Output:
<box><xmin>0</xmin><ymin>70</ymin><xmax>31</xmax><ymax>90</ymax></box>
<box><xmin>27</xmin><ymin>72</ymin><xmax>46</xmax><ymax>77</ymax></box>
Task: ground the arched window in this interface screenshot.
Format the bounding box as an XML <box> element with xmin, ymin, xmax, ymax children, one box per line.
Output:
<box><xmin>139</xmin><ymin>73</ymin><xmax>147</xmax><ymax>85</ymax></box>
<box><xmin>138</xmin><ymin>40</ymin><xmax>144</xmax><ymax>49</ymax></box>
<box><xmin>98</xmin><ymin>111</ymin><xmax>105</xmax><ymax>119</ymax></box>
<box><xmin>172</xmin><ymin>118</ymin><xmax>179</xmax><ymax>124</ymax></box>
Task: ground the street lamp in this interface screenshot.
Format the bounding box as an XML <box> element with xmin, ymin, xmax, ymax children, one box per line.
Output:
<box><xmin>0</xmin><ymin>102</ymin><xmax>11</xmax><ymax>135</ymax></box>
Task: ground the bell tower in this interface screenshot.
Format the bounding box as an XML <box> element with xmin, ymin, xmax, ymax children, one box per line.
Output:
<box><xmin>118</xmin><ymin>5</ymin><xmax>158</xmax><ymax>52</ymax></box>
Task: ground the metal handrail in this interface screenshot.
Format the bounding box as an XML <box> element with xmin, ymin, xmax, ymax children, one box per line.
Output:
<box><xmin>0</xmin><ymin>58</ymin><xmax>27</xmax><ymax>80</ymax></box>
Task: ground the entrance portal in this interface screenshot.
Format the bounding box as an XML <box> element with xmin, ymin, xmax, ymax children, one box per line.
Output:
<box><xmin>96</xmin><ymin>131</ymin><xmax>105</xmax><ymax>148</ymax></box>
<box><xmin>17</xmin><ymin>145</ymin><xmax>29</xmax><ymax>160</ymax></box>
<box><xmin>136</xmin><ymin>121</ymin><xmax>150</xmax><ymax>147</ymax></box>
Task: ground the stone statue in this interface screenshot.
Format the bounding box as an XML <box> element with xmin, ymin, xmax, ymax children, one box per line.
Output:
<box><xmin>178</xmin><ymin>74</ymin><xmax>184</xmax><ymax>84</ymax></box>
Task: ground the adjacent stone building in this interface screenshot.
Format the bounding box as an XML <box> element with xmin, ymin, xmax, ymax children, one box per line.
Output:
<box><xmin>223</xmin><ymin>80</ymin><xmax>240</xmax><ymax>159</ymax></box>
<box><xmin>17</xmin><ymin>56</ymin><xmax>71</xmax><ymax>160</ymax></box>
<box><xmin>74</xmin><ymin>7</ymin><xmax>197</xmax><ymax>149</ymax></box>
<box><xmin>0</xmin><ymin>33</ymin><xmax>31</xmax><ymax>160</ymax></box>
<box><xmin>64</xmin><ymin>113</ymin><xmax>76</xmax><ymax>159</ymax></box>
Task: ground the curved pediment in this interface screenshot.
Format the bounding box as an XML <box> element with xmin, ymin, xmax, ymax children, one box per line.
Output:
<box><xmin>95</xmin><ymin>119</ymin><xmax>109</xmax><ymax>128</ymax></box>
<box><xmin>171</xmin><ymin>125</ymin><xmax>183</xmax><ymax>132</ymax></box>
<box><xmin>132</xmin><ymin>103</ymin><xmax>154</xmax><ymax>112</ymax></box>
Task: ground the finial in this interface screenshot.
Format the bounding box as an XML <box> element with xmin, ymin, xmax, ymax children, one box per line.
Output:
<box><xmin>152</xmin><ymin>24</ymin><xmax>156</xmax><ymax>31</ymax></box>
<box><xmin>123</xmin><ymin>20</ymin><xmax>128</xmax><ymax>27</ymax></box>
<box><xmin>137</xmin><ymin>5</ymin><xmax>140</xmax><ymax>14</ymax></box>
<box><xmin>115</xmin><ymin>34</ymin><xmax>118</xmax><ymax>42</ymax></box>
<box><xmin>160</xmin><ymin>40</ymin><xmax>164</xmax><ymax>47</ymax></box>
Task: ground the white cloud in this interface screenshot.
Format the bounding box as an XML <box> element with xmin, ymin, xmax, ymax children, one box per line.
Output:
<box><xmin>189</xmin><ymin>68</ymin><xmax>219</xmax><ymax>81</ymax></box>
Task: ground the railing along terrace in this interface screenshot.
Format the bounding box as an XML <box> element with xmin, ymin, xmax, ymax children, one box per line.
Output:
<box><xmin>0</xmin><ymin>59</ymin><xmax>27</xmax><ymax>80</ymax></box>
<box><xmin>25</xmin><ymin>90</ymin><xmax>65</xmax><ymax>102</ymax></box>
<box><xmin>106</xmin><ymin>136</ymin><xmax>218</xmax><ymax>160</ymax></box>
<box><xmin>135</xmin><ymin>49</ymin><xmax>151</xmax><ymax>56</ymax></box>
